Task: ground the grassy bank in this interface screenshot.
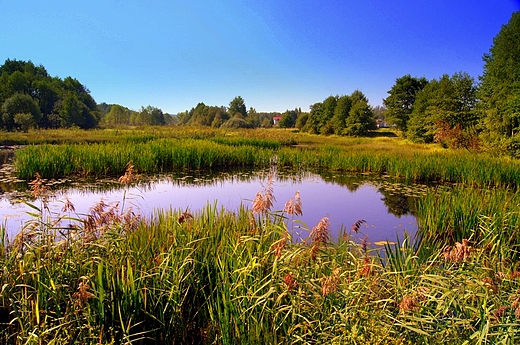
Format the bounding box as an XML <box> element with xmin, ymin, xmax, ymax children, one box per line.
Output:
<box><xmin>14</xmin><ymin>132</ymin><xmax>520</xmax><ymax>188</ymax></box>
<box><xmin>1</xmin><ymin>177</ymin><xmax>520</xmax><ymax>344</ymax></box>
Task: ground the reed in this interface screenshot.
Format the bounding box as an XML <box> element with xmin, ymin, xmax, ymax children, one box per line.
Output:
<box><xmin>11</xmin><ymin>128</ymin><xmax>520</xmax><ymax>190</ymax></box>
<box><xmin>2</xmin><ymin>172</ymin><xmax>520</xmax><ymax>344</ymax></box>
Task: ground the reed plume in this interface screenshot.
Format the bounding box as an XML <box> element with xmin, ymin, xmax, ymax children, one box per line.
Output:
<box><xmin>118</xmin><ymin>163</ymin><xmax>137</xmax><ymax>185</ymax></box>
<box><xmin>321</xmin><ymin>268</ymin><xmax>340</xmax><ymax>296</ymax></box>
<box><xmin>443</xmin><ymin>239</ymin><xmax>472</xmax><ymax>263</ymax></box>
<box><xmin>29</xmin><ymin>172</ymin><xmax>50</xmax><ymax>199</ymax></box>
<box><xmin>283</xmin><ymin>190</ymin><xmax>303</xmax><ymax>216</ymax></box>
<box><xmin>310</xmin><ymin>217</ymin><xmax>330</xmax><ymax>246</ymax></box>
<box><xmin>252</xmin><ymin>174</ymin><xmax>275</xmax><ymax>214</ymax></box>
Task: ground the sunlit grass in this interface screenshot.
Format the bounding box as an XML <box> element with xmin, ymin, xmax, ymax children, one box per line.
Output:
<box><xmin>1</xmin><ymin>173</ymin><xmax>520</xmax><ymax>344</ymax></box>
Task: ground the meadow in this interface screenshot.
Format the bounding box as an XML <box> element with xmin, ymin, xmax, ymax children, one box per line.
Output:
<box><xmin>1</xmin><ymin>127</ymin><xmax>520</xmax><ymax>344</ymax></box>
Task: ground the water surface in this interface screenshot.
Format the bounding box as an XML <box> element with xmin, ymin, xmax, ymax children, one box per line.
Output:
<box><xmin>0</xmin><ymin>168</ymin><xmax>421</xmax><ymax>245</ymax></box>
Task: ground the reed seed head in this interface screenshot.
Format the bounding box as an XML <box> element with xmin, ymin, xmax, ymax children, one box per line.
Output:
<box><xmin>284</xmin><ymin>273</ymin><xmax>299</xmax><ymax>292</ymax></box>
<box><xmin>252</xmin><ymin>174</ymin><xmax>276</xmax><ymax>214</ymax></box>
<box><xmin>29</xmin><ymin>172</ymin><xmax>49</xmax><ymax>199</ymax></box>
<box><xmin>283</xmin><ymin>190</ymin><xmax>303</xmax><ymax>216</ymax></box>
<box><xmin>73</xmin><ymin>279</ymin><xmax>95</xmax><ymax>309</ymax></box>
<box><xmin>118</xmin><ymin>163</ymin><xmax>136</xmax><ymax>185</ymax></box>
<box><xmin>178</xmin><ymin>211</ymin><xmax>194</xmax><ymax>224</ymax></box>
<box><xmin>310</xmin><ymin>217</ymin><xmax>330</xmax><ymax>246</ymax></box>
<box><xmin>61</xmin><ymin>197</ymin><xmax>76</xmax><ymax>213</ymax></box>
<box><xmin>321</xmin><ymin>268</ymin><xmax>340</xmax><ymax>296</ymax></box>
<box><xmin>443</xmin><ymin>238</ymin><xmax>472</xmax><ymax>263</ymax></box>
<box><xmin>351</xmin><ymin>219</ymin><xmax>367</xmax><ymax>233</ymax></box>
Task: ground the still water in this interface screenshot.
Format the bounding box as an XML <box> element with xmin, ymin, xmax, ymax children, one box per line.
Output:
<box><xmin>0</xmin><ymin>168</ymin><xmax>421</xmax><ymax>245</ymax></box>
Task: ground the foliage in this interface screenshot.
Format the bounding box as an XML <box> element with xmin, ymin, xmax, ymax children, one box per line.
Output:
<box><xmin>384</xmin><ymin>75</ymin><xmax>429</xmax><ymax>132</ymax></box>
<box><xmin>228</xmin><ymin>95</ymin><xmax>247</xmax><ymax>118</ymax></box>
<box><xmin>1</xmin><ymin>93</ymin><xmax>41</xmax><ymax>131</ymax></box>
<box><xmin>479</xmin><ymin>11</ymin><xmax>520</xmax><ymax>140</ymax></box>
<box><xmin>407</xmin><ymin>72</ymin><xmax>478</xmax><ymax>148</ymax></box>
<box><xmin>303</xmin><ymin>91</ymin><xmax>376</xmax><ymax>136</ymax></box>
<box><xmin>2</xmin><ymin>173</ymin><xmax>520</xmax><ymax>343</ymax></box>
<box><xmin>0</xmin><ymin>59</ymin><xmax>98</xmax><ymax>130</ymax></box>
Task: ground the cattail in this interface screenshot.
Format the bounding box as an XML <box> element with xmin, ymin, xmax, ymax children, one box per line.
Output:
<box><xmin>283</xmin><ymin>190</ymin><xmax>303</xmax><ymax>216</ymax></box>
<box><xmin>310</xmin><ymin>217</ymin><xmax>330</xmax><ymax>246</ymax></box>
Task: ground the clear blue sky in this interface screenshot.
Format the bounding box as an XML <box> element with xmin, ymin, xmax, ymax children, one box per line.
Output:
<box><xmin>1</xmin><ymin>1</ymin><xmax>519</xmax><ymax>114</ymax></box>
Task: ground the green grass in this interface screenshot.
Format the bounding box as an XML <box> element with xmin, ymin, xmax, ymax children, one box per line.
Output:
<box><xmin>1</xmin><ymin>184</ymin><xmax>520</xmax><ymax>344</ymax></box>
<box><xmin>4</xmin><ymin>127</ymin><xmax>520</xmax><ymax>343</ymax></box>
<box><xmin>12</xmin><ymin>128</ymin><xmax>520</xmax><ymax>189</ymax></box>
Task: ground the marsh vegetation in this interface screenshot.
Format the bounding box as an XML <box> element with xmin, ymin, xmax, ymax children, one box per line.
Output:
<box><xmin>0</xmin><ymin>127</ymin><xmax>519</xmax><ymax>344</ymax></box>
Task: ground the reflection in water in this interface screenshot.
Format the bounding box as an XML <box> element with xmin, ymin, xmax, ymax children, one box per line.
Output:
<box><xmin>0</xmin><ymin>167</ymin><xmax>420</xmax><ymax>246</ymax></box>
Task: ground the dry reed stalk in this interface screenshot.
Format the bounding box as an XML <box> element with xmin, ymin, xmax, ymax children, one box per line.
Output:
<box><xmin>283</xmin><ymin>190</ymin><xmax>303</xmax><ymax>216</ymax></box>
<box><xmin>442</xmin><ymin>239</ymin><xmax>472</xmax><ymax>262</ymax></box>
<box><xmin>252</xmin><ymin>174</ymin><xmax>275</xmax><ymax>214</ymax></box>
<box><xmin>29</xmin><ymin>172</ymin><xmax>49</xmax><ymax>198</ymax></box>
<box><xmin>321</xmin><ymin>268</ymin><xmax>340</xmax><ymax>296</ymax></box>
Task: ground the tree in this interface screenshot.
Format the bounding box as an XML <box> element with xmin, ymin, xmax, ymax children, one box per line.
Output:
<box><xmin>278</xmin><ymin>110</ymin><xmax>297</xmax><ymax>128</ymax></box>
<box><xmin>479</xmin><ymin>11</ymin><xmax>520</xmax><ymax>139</ymax></box>
<box><xmin>228</xmin><ymin>96</ymin><xmax>247</xmax><ymax>118</ymax></box>
<box><xmin>103</xmin><ymin>104</ymin><xmax>131</xmax><ymax>126</ymax></box>
<box><xmin>1</xmin><ymin>93</ymin><xmax>42</xmax><ymax>130</ymax></box>
<box><xmin>331</xmin><ymin>95</ymin><xmax>352</xmax><ymax>135</ymax></box>
<box><xmin>407</xmin><ymin>72</ymin><xmax>478</xmax><ymax>148</ymax></box>
<box><xmin>344</xmin><ymin>99</ymin><xmax>375</xmax><ymax>136</ymax></box>
<box><xmin>383</xmin><ymin>75</ymin><xmax>428</xmax><ymax>132</ymax></box>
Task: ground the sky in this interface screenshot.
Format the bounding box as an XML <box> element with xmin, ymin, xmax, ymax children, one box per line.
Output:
<box><xmin>1</xmin><ymin>1</ymin><xmax>519</xmax><ymax>114</ymax></box>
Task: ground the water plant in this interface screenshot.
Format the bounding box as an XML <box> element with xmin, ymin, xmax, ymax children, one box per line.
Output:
<box><xmin>1</xmin><ymin>169</ymin><xmax>520</xmax><ymax>344</ymax></box>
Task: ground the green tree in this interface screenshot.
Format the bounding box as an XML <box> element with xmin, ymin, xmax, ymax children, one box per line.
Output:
<box><xmin>407</xmin><ymin>72</ymin><xmax>478</xmax><ymax>147</ymax></box>
<box><xmin>331</xmin><ymin>95</ymin><xmax>352</xmax><ymax>135</ymax></box>
<box><xmin>479</xmin><ymin>11</ymin><xmax>520</xmax><ymax>139</ymax></box>
<box><xmin>278</xmin><ymin>109</ymin><xmax>297</xmax><ymax>128</ymax></box>
<box><xmin>103</xmin><ymin>104</ymin><xmax>131</xmax><ymax>126</ymax></box>
<box><xmin>1</xmin><ymin>93</ymin><xmax>42</xmax><ymax>130</ymax></box>
<box><xmin>228</xmin><ymin>96</ymin><xmax>247</xmax><ymax>118</ymax></box>
<box><xmin>344</xmin><ymin>99</ymin><xmax>375</xmax><ymax>136</ymax></box>
<box><xmin>384</xmin><ymin>75</ymin><xmax>428</xmax><ymax>132</ymax></box>
<box><xmin>295</xmin><ymin>112</ymin><xmax>309</xmax><ymax>130</ymax></box>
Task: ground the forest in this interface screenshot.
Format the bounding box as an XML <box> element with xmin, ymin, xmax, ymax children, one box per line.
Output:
<box><xmin>1</xmin><ymin>11</ymin><xmax>519</xmax><ymax>156</ymax></box>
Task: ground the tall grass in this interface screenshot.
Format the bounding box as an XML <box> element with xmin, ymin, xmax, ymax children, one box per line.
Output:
<box><xmin>2</xmin><ymin>172</ymin><xmax>520</xmax><ymax>344</ymax></box>
<box><xmin>14</xmin><ymin>134</ymin><xmax>520</xmax><ymax>189</ymax></box>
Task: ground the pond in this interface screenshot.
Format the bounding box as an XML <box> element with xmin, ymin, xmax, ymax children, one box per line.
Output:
<box><xmin>0</xmin><ymin>164</ymin><xmax>423</xmax><ymax>246</ymax></box>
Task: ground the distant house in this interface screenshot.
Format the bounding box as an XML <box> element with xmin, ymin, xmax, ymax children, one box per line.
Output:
<box><xmin>273</xmin><ymin>116</ymin><xmax>282</xmax><ymax>125</ymax></box>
